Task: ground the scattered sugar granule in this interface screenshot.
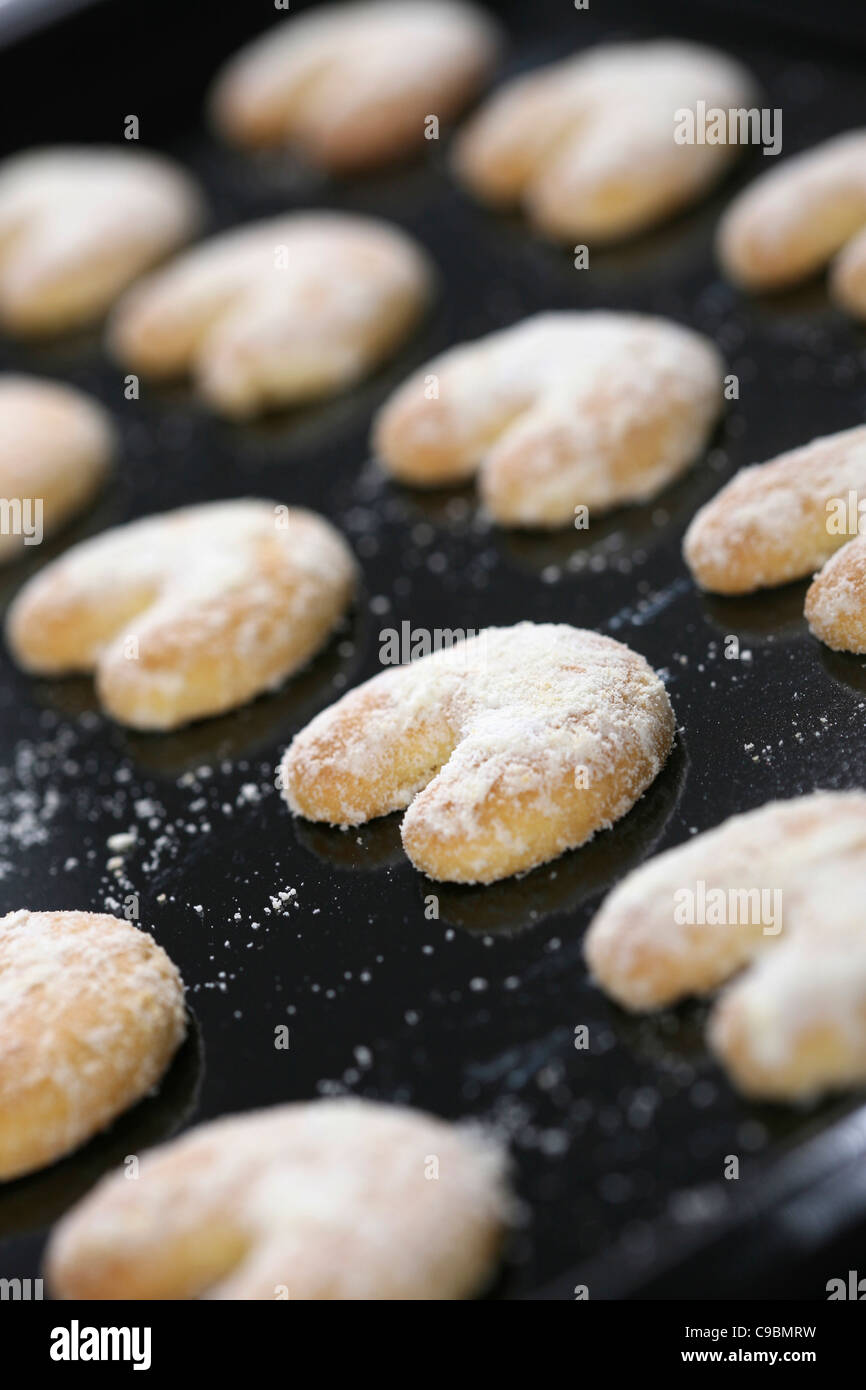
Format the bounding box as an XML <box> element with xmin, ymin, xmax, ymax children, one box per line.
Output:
<box><xmin>107</xmin><ymin>830</ymin><xmax>137</xmax><ymax>853</ymax></box>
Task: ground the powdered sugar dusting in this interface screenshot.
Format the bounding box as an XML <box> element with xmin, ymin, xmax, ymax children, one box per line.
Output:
<box><xmin>376</xmin><ymin>311</ymin><xmax>724</xmax><ymax>526</ymax></box>
<box><xmin>0</xmin><ymin>146</ymin><xmax>202</xmax><ymax>330</ymax></box>
<box><xmin>0</xmin><ymin>908</ymin><xmax>186</xmax><ymax>1177</ymax></box>
<box><xmin>684</xmin><ymin>423</ymin><xmax>866</xmax><ymax>593</ymax></box>
<box><xmin>47</xmin><ymin>1096</ymin><xmax>513</xmax><ymax>1299</ymax></box>
<box><xmin>719</xmin><ymin>129</ymin><xmax>866</xmax><ymax>289</ymax></box>
<box><xmin>8</xmin><ymin>498</ymin><xmax>357</xmax><ymax>730</ymax></box>
<box><xmin>585</xmin><ymin>792</ymin><xmax>866</xmax><ymax>1099</ymax></box>
<box><xmin>283</xmin><ymin>621</ymin><xmax>674</xmax><ymax>881</ymax></box>
<box><xmin>456</xmin><ymin>39</ymin><xmax>756</xmax><ymax>238</ymax></box>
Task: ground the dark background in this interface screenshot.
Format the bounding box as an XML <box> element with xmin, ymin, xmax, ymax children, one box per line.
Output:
<box><xmin>1</xmin><ymin>0</ymin><xmax>866</xmax><ymax>1299</ymax></box>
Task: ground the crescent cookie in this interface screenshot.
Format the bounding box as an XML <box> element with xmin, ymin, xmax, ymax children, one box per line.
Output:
<box><xmin>718</xmin><ymin>130</ymin><xmax>866</xmax><ymax>316</ymax></box>
<box><xmin>0</xmin><ymin>375</ymin><xmax>114</xmax><ymax>565</ymax></box>
<box><xmin>45</xmin><ymin>1097</ymin><xmax>512</xmax><ymax>1299</ymax></box>
<box><xmin>209</xmin><ymin>0</ymin><xmax>501</xmax><ymax>171</ymax></box>
<box><xmin>373</xmin><ymin>312</ymin><xmax>724</xmax><ymax>527</ymax></box>
<box><xmin>453</xmin><ymin>40</ymin><xmax>756</xmax><ymax>242</ymax></box>
<box><xmin>109</xmin><ymin>213</ymin><xmax>433</xmax><ymax>417</ymax></box>
<box><xmin>584</xmin><ymin>793</ymin><xmax>866</xmax><ymax>1102</ymax></box>
<box><xmin>0</xmin><ymin>147</ymin><xmax>202</xmax><ymax>335</ymax></box>
<box><xmin>683</xmin><ymin>423</ymin><xmax>866</xmax><ymax>652</ymax></box>
<box><xmin>803</xmin><ymin>535</ymin><xmax>866</xmax><ymax>653</ymax></box>
<box><xmin>280</xmin><ymin>622</ymin><xmax>675</xmax><ymax>884</ymax></box>
<box><xmin>5</xmin><ymin>499</ymin><xmax>357</xmax><ymax>730</ymax></box>
<box><xmin>0</xmin><ymin>910</ymin><xmax>186</xmax><ymax>1181</ymax></box>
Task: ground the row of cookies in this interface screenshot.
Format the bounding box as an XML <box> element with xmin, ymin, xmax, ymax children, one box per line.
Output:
<box><xmin>3</xmin><ymin>589</ymin><xmax>865</xmax><ymax>1105</ymax></box>
<box><xmin>0</xmin><ymin>907</ymin><xmax>513</xmax><ymax>1297</ymax></box>
<box><xmin>3</xmin><ymin>125</ymin><xmax>866</xmax><ymax>383</ymax></box>
<box><xmin>0</xmin><ymin>7</ymin><xmax>519</xmax><ymax>1297</ymax></box>
<box><xmin>207</xmin><ymin>0</ymin><xmax>866</xmax><ymax>315</ymax></box>
<box><xmin>4</xmin><ymin>7</ymin><xmax>866</xmax><ymax>1298</ymax></box>
<box><xmin>6</xmin><ymin>771</ymin><xmax>866</xmax><ymax>1302</ymax></box>
<box><xmin>2</xmin><ymin>359</ymin><xmax>865</xmax><ymax>757</ymax></box>
<box><xmin>1</xmin><ymin>14</ymin><xmax>865</xmax><ymax>359</ymax></box>
<box><xmin>1</xmin><ymin>62</ymin><xmax>861</xmax><ymax>878</ymax></box>
<box><xmin>4</xmin><ymin>393</ymin><xmax>864</xmax><ymax>888</ymax></box>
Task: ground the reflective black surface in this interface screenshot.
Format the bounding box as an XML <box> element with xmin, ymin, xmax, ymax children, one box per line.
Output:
<box><xmin>1</xmin><ymin>0</ymin><xmax>866</xmax><ymax>1299</ymax></box>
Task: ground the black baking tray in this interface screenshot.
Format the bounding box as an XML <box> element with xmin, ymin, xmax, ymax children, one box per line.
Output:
<box><xmin>2</xmin><ymin>0</ymin><xmax>866</xmax><ymax>1302</ymax></box>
